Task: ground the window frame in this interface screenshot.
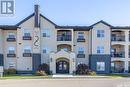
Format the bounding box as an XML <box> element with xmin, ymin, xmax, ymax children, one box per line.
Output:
<box><xmin>43</xmin><ymin>47</ymin><xmax>50</xmax><ymax>54</ymax></box>
<box><xmin>96</xmin><ymin>62</ymin><xmax>105</xmax><ymax>71</ymax></box>
<box><xmin>42</xmin><ymin>29</ymin><xmax>50</xmax><ymax>37</ymax></box>
<box><xmin>97</xmin><ymin>46</ymin><xmax>104</xmax><ymax>54</ymax></box>
<box><xmin>78</xmin><ymin>32</ymin><xmax>84</xmax><ymax>39</ymax></box>
<box><xmin>78</xmin><ymin>47</ymin><xmax>85</xmax><ymax>54</ymax></box>
<box><xmin>8</xmin><ymin>33</ymin><xmax>15</xmax><ymax>38</ymax></box>
<box><xmin>8</xmin><ymin>47</ymin><xmax>15</xmax><ymax>54</ymax></box>
<box><xmin>97</xmin><ymin>30</ymin><xmax>105</xmax><ymax>38</ymax></box>
<box><xmin>23</xmin><ymin>29</ymin><xmax>31</xmax><ymax>37</ymax></box>
<box><xmin>23</xmin><ymin>46</ymin><xmax>32</xmax><ymax>53</ymax></box>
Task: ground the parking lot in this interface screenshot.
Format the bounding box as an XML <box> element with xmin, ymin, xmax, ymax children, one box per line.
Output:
<box><xmin>0</xmin><ymin>78</ymin><xmax>130</xmax><ymax>87</ymax></box>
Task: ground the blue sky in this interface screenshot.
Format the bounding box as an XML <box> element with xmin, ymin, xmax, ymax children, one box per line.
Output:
<box><xmin>0</xmin><ymin>0</ymin><xmax>130</xmax><ymax>26</ymax></box>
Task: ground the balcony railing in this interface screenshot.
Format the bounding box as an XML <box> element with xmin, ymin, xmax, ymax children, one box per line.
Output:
<box><xmin>7</xmin><ymin>54</ymin><xmax>16</xmax><ymax>57</ymax></box>
<box><xmin>111</xmin><ymin>52</ymin><xmax>125</xmax><ymax>58</ymax></box>
<box><xmin>23</xmin><ymin>53</ymin><xmax>32</xmax><ymax>57</ymax></box>
<box><xmin>77</xmin><ymin>38</ymin><xmax>85</xmax><ymax>42</ymax></box>
<box><xmin>111</xmin><ymin>67</ymin><xmax>124</xmax><ymax>73</ymax></box>
<box><xmin>23</xmin><ymin>36</ymin><xmax>32</xmax><ymax>40</ymax></box>
<box><xmin>57</xmin><ymin>35</ymin><xmax>72</xmax><ymax>41</ymax></box>
<box><xmin>77</xmin><ymin>54</ymin><xmax>85</xmax><ymax>58</ymax></box>
<box><xmin>7</xmin><ymin>38</ymin><xmax>16</xmax><ymax>42</ymax></box>
<box><xmin>111</xmin><ymin>36</ymin><xmax>125</xmax><ymax>41</ymax></box>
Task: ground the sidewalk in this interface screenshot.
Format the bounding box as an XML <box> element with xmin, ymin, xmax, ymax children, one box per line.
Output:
<box><xmin>52</xmin><ymin>74</ymin><xmax>110</xmax><ymax>78</ymax></box>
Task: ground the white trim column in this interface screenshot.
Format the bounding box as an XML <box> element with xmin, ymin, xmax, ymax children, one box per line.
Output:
<box><xmin>125</xmin><ymin>61</ymin><xmax>129</xmax><ymax>72</ymax></box>
<box><xmin>124</xmin><ymin>30</ymin><xmax>129</xmax><ymax>72</ymax></box>
<box><xmin>71</xmin><ymin>29</ymin><xmax>74</xmax><ymax>52</ymax></box>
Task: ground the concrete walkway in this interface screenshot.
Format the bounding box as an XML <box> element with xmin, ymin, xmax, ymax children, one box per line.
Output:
<box><xmin>52</xmin><ymin>74</ymin><xmax>110</xmax><ymax>78</ymax></box>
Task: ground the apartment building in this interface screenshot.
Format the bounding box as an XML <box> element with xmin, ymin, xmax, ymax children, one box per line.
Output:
<box><xmin>0</xmin><ymin>5</ymin><xmax>130</xmax><ymax>74</ymax></box>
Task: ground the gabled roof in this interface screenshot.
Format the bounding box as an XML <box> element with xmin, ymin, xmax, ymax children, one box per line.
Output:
<box><xmin>16</xmin><ymin>13</ymin><xmax>58</xmax><ymax>26</ymax></box>
<box><xmin>90</xmin><ymin>20</ymin><xmax>112</xmax><ymax>27</ymax></box>
<box><xmin>16</xmin><ymin>13</ymin><xmax>35</xmax><ymax>26</ymax></box>
<box><xmin>1</xmin><ymin>13</ymin><xmax>130</xmax><ymax>30</ymax></box>
<box><xmin>40</xmin><ymin>14</ymin><xmax>57</xmax><ymax>26</ymax></box>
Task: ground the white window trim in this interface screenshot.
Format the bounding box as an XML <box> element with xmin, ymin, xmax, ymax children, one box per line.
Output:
<box><xmin>96</xmin><ymin>62</ymin><xmax>105</xmax><ymax>71</ymax></box>
<box><xmin>78</xmin><ymin>47</ymin><xmax>85</xmax><ymax>54</ymax></box>
<box><xmin>43</xmin><ymin>47</ymin><xmax>50</xmax><ymax>54</ymax></box>
<box><xmin>23</xmin><ymin>29</ymin><xmax>32</xmax><ymax>36</ymax></box>
<box><xmin>23</xmin><ymin>46</ymin><xmax>32</xmax><ymax>53</ymax></box>
<box><xmin>97</xmin><ymin>30</ymin><xmax>105</xmax><ymax>38</ymax></box>
<box><xmin>78</xmin><ymin>32</ymin><xmax>84</xmax><ymax>39</ymax></box>
<box><xmin>97</xmin><ymin>46</ymin><xmax>104</xmax><ymax>54</ymax></box>
<box><xmin>8</xmin><ymin>47</ymin><xmax>15</xmax><ymax>54</ymax></box>
<box><xmin>8</xmin><ymin>33</ymin><xmax>15</xmax><ymax>38</ymax></box>
<box><xmin>42</xmin><ymin>29</ymin><xmax>50</xmax><ymax>37</ymax></box>
<box><xmin>8</xmin><ymin>62</ymin><xmax>15</xmax><ymax>69</ymax></box>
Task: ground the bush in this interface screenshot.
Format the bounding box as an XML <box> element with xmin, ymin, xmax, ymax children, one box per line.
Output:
<box><xmin>88</xmin><ymin>71</ymin><xmax>96</xmax><ymax>76</ymax></box>
<box><xmin>76</xmin><ymin>64</ymin><xmax>96</xmax><ymax>75</ymax></box>
<box><xmin>35</xmin><ymin>71</ymin><xmax>47</xmax><ymax>76</ymax></box>
<box><xmin>76</xmin><ymin>64</ymin><xmax>89</xmax><ymax>75</ymax></box>
<box><xmin>4</xmin><ymin>68</ymin><xmax>16</xmax><ymax>75</ymax></box>
<box><xmin>38</xmin><ymin>63</ymin><xmax>50</xmax><ymax>75</ymax></box>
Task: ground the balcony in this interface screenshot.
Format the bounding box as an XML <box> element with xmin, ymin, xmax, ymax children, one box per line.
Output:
<box><xmin>111</xmin><ymin>44</ymin><xmax>125</xmax><ymax>58</ymax></box>
<box><xmin>7</xmin><ymin>38</ymin><xmax>16</xmax><ymax>42</ymax></box>
<box><xmin>77</xmin><ymin>38</ymin><xmax>85</xmax><ymax>42</ymax></box>
<box><xmin>111</xmin><ymin>61</ymin><xmax>125</xmax><ymax>73</ymax></box>
<box><xmin>57</xmin><ymin>30</ymin><xmax>72</xmax><ymax>41</ymax></box>
<box><xmin>111</xmin><ymin>52</ymin><xmax>125</xmax><ymax>58</ymax></box>
<box><xmin>23</xmin><ymin>53</ymin><xmax>32</xmax><ymax>57</ymax></box>
<box><xmin>23</xmin><ymin>36</ymin><xmax>32</xmax><ymax>40</ymax></box>
<box><xmin>57</xmin><ymin>35</ymin><xmax>72</xmax><ymax>41</ymax></box>
<box><xmin>111</xmin><ymin>30</ymin><xmax>125</xmax><ymax>42</ymax></box>
<box><xmin>7</xmin><ymin>54</ymin><xmax>16</xmax><ymax>57</ymax></box>
<box><xmin>77</xmin><ymin>54</ymin><xmax>85</xmax><ymax>58</ymax></box>
<box><xmin>111</xmin><ymin>36</ymin><xmax>125</xmax><ymax>41</ymax></box>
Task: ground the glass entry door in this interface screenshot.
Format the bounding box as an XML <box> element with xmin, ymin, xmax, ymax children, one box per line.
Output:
<box><xmin>56</xmin><ymin>60</ymin><xmax>69</xmax><ymax>74</ymax></box>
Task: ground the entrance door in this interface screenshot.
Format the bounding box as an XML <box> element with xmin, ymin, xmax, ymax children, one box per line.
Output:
<box><xmin>56</xmin><ymin>60</ymin><xmax>69</xmax><ymax>74</ymax></box>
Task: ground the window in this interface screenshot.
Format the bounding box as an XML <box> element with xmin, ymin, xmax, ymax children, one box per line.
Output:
<box><xmin>8</xmin><ymin>33</ymin><xmax>15</xmax><ymax>38</ymax></box>
<box><xmin>63</xmin><ymin>48</ymin><xmax>69</xmax><ymax>52</ymax></box>
<box><xmin>78</xmin><ymin>32</ymin><xmax>84</xmax><ymax>39</ymax></box>
<box><xmin>8</xmin><ymin>47</ymin><xmax>15</xmax><ymax>54</ymax></box>
<box><xmin>97</xmin><ymin>30</ymin><xmax>104</xmax><ymax>38</ymax></box>
<box><xmin>9</xmin><ymin>62</ymin><xmax>15</xmax><ymax>69</ymax></box>
<box><xmin>43</xmin><ymin>29</ymin><xmax>50</xmax><ymax>37</ymax></box>
<box><xmin>97</xmin><ymin>46</ymin><xmax>104</xmax><ymax>54</ymax></box>
<box><xmin>111</xmin><ymin>48</ymin><xmax>116</xmax><ymax>53</ymax></box>
<box><xmin>43</xmin><ymin>47</ymin><xmax>50</xmax><ymax>54</ymax></box>
<box><xmin>24</xmin><ymin>30</ymin><xmax>31</xmax><ymax>37</ymax></box>
<box><xmin>24</xmin><ymin>46</ymin><xmax>31</xmax><ymax>53</ymax></box>
<box><xmin>97</xmin><ymin>62</ymin><xmax>105</xmax><ymax>71</ymax></box>
<box><xmin>78</xmin><ymin>47</ymin><xmax>84</xmax><ymax>54</ymax></box>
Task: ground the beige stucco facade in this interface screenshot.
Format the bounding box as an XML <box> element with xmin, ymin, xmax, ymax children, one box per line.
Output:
<box><xmin>0</xmin><ymin>5</ymin><xmax>130</xmax><ymax>74</ymax></box>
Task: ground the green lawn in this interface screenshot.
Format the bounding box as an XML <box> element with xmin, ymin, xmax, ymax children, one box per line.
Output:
<box><xmin>0</xmin><ymin>74</ymin><xmax>130</xmax><ymax>79</ymax></box>
<box><xmin>100</xmin><ymin>74</ymin><xmax>130</xmax><ymax>77</ymax></box>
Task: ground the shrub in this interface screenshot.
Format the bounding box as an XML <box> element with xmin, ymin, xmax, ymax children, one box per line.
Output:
<box><xmin>4</xmin><ymin>69</ymin><xmax>8</xmax><ymax>75</ymax></box>
<box><xmin>38</xmin><ymin>63</ymin><xmax>50</xmax><ymax>75</ymax></box>
<box><xmin>76</xmin><ymin>64</ymin><xmax>96</xmax><ymax>75</ymax></box>
<box><xmin>76</xmin><ymin>64</ymin><xmax>89</xmax><ymax>75</ymax></box>
<box><xmin>35</xmin><ymin>71</ymin><xmax>47</xmax><ymax>76</ymax></box>
<box><xmin>88</xmin><ymin>71</ymin><xmax>96</xmax><ymax>76</ymax></box>
<box><xmin>4</xmin><ymin>68</ymin><xmax>16</xmax><ymax>75</ymax></box>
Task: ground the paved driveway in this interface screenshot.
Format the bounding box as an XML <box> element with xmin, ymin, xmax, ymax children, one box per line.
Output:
<box><xmin>0</xmin><ymin>78</ymin><xmax>130</xmax><ymax>87</ymax></box>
